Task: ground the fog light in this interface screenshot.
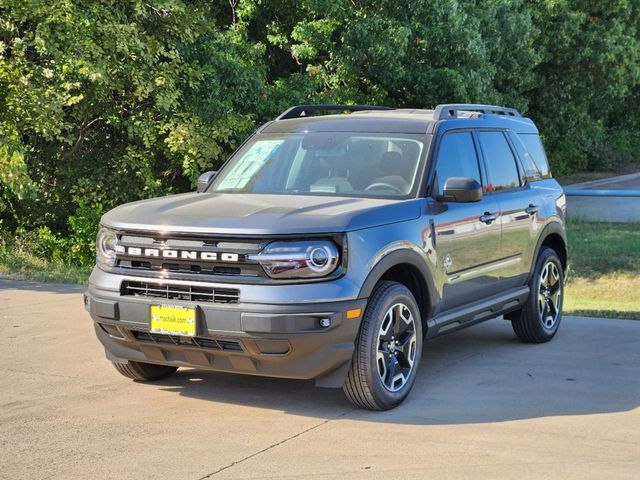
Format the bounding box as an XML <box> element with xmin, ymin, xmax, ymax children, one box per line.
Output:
<box><xmin>83</xmin><ymin>294</ymin><xmax>91</xmax><ymax>312</ymax></box>
<box><xmin>319</xmin><ymin>318</ymin><xmax>331</xmax><ymax>328</ymax></box>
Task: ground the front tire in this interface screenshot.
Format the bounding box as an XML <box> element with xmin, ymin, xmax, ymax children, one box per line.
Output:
<box><xmin>510</xmin><ymin>247</ymin><xmax>564</xmax><ymax>343</ymax></box>
<box><xmin>112</xmin><ymin>361</ymin><xmax>178</xmax><ymax>381</ymax></box>
<box><xmin>343</xmin><ymin>281</ymin><xmax>423</xmax><ymax>410</ymax></box>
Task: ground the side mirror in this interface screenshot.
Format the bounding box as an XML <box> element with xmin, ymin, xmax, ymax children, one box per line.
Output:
<box><xmin>196</xmin><ymin>171</ymin><xmax>217</xmax><ymax>193</ymax></box>
<box><xmin>439</xmin><ymin>177</ymin><xmax>483</xmax><ymax>202</ymax></box>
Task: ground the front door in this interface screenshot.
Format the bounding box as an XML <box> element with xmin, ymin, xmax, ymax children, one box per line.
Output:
<box><xmin>429</xmin><ymin>130</ymin><xmax>503</xmax><ymax>311</ymax></box>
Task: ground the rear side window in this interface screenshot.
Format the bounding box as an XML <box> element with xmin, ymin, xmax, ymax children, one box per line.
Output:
<box><xmin>477</xmin><ymin>131</ymin><xmax>521</xmax><ymax>192</ymax></box>
<box><xmin>508</xmin><ymin>132</ymin><xmax>542</xmax><ymax>182</ymax></box>
<box><xmin>518</xmin><ymin>134</ymin><xmax>551</xmax><ymax>178</ymax></box>
<box><xmin>434</xmin><ymin>132</ymin><xmax>481</xmax><ymax>196</ymax></box>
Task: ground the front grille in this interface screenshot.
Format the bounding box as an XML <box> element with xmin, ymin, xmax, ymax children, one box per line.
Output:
<box><xmin>121</xmin><ymin>281</ymin><xmax>239</xmax><ymax>304</ymax></box>
<box><xmin>114</xmin><ymin>233</ymin><xmax>265</xmax><ymax>278</ymax></box>
<box><xmin>132</xmin><ymin>331</ymin><xmax>243</xmax><ymax>352</ymax></box>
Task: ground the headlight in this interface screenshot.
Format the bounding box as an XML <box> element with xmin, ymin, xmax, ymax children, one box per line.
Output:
<box><xmin>96</xmin><ymin>227</ymin><xmax>119</xmax><ymax>268</ymax></box>
<box><xmin>249</xmin><ymin>240</ymin><xmax>340</xmax><ymax>279</ymax></box>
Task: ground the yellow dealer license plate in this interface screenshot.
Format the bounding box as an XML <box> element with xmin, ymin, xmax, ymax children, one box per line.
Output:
<box><xmin>150</xmin><ymin>305</ymin><xmax>196</xmax><ymax>337</ymax></box>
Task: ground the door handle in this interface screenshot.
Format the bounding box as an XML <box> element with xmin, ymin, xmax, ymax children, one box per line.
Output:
<box><xmin>479</xmin><ymin>212</ymin><xmax>497</xmax><ymax>224</ymax></box>
<box><xmin>525</xmin><ymin>204</ymin><xmax>540</xmax><ymax>215</ymax></box>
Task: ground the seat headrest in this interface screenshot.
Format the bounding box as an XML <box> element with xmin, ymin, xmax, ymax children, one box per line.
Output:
<box><xmin>379</xmin><ymin>151</ymin><xmax>413</xmax><ymax>176</ymax></box>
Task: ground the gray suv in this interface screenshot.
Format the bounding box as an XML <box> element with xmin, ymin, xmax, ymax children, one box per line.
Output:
<box><xmin>85</xmin><ymin>104</ymin><xmax>567</xmax><ymax>410</ymax></box>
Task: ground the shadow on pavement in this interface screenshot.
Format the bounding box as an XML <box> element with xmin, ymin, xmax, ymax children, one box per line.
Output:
<box><xmin>5</xmin><ymin>278</ymin><xmax>637</xmax><ymax>424</ymax></box>
<box><xmin>154</xmin><ymin>317</ymin><xmax>640</xmax><ymax>425</ymax></box>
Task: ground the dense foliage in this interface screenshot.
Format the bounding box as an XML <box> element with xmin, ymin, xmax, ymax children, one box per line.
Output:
<box><xmin>1</xmin><ymin>0</ymin><xmax>639</xmax><ymax>264</ymax></box>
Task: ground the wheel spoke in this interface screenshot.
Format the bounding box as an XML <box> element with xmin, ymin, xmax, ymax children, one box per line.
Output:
<box><xmin>379</xmin><ymin>310</ymin><xmax>393</xmax><ymax>341</ymax></box>
<box><xmin>543</xmin><ymin>300</ymin><xmax>554</xmax><ymax>327</ymax></box>
<box><xmin>376</xmin><ymin>349</ymin><xmax>390</xmax><ymax>384</ymax></box>
<box><xmin>396</xmin><ymin>305</ymin><xmax>411</xmax><ymax>335</ymax></box>
<box><xmin>550</xmin><ymin>264</ymin><xmax>559</xmax><ymax>285</ymax></box>
<box><xmin>538</xmin><ymin>292</ymin><xmax>546</xmax><ymax>306</ymax></box>
<box><xmin>392</xmin><ymin>306</ymin><xmax>402</xmax><ymax>337</ymax></box>
<box><xmin>548</xmin><ymin>296</ymin><xmax>558</xmax><ymax>317</ymax></box>
<box><xmin>387</xmin><ymin>356</ymin><xmax>405</xmax><ymax>389</ymax></box>
<box><xmin>540</xmin><ymin>264</ymin><xmax>549</xmax><ymax>287</ymax></box>
<box><xmin>396</xmin><ymin>331</ymin><xmax>416</xmax><ymax>367</ymax></box>
<box><xmin>541</xmin><ymin>298</ymin><xmax>549</xmax><ymax>322</ymax></box>
<box><xmin>550</xmin><ymin>287</ymin><xmax>561</xmax><ymax>311</ymax></box>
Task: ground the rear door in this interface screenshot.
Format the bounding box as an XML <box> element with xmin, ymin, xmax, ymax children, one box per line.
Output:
<box><xmin>477</xmin><ymin>130</ymin><xmax>539</xmax><ymax>289</ymax></box>
<box><xmin>429</xmin><ymin>130</ymin><xmax>503</xmax><ymax>311</ymax></box>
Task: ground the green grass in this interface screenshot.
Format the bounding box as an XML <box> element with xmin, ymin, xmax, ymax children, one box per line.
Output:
<box><xmin>0</xmin><ymin>239</ymin><xmax>91</xmax><ymax>284</ymax></box>
<box><xmin>564</xmin><ymin>220</ymin><xmax>640</xmax><ymax>319</ymax></box>
<box><xmin>1</xmin><ymin>221</ymin><xmax>639</xmax><ymax>319</ymax></box>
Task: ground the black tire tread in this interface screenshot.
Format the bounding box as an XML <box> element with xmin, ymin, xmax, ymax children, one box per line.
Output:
<box><xmin>511</xmin><ymin>247</ymin><xmax>563</xmax><ymax>344</ymax></box>
<box><xmin>343</xmin><ymin>281</ymin><xmax>419</xmax><ymax>411</ymax></box>
<box><xmin>112</xmin><ymin>361</ymin><xmax>177</xmax><ymax>381</ymax></box>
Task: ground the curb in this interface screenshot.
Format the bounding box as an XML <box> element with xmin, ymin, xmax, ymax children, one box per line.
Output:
<box><xmin>566</xmin><ymin>172</ymin><xmax>640</xmax><ymax>189</ymax></box>
<box><xmin>564</xmin><ymin>188</ymin><xmax>640</xmax><ymax>197</ymax></box>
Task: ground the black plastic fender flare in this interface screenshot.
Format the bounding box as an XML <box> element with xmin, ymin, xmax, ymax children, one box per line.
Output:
<box><xmin>528</xmin><ymin>221</ymin><xmax>568</xmax><ymax>282</ymax></box>
<box><xmin>358</xmin><ymin>247</ymin><xmax>439</xmax><ymax>321</ymax></box>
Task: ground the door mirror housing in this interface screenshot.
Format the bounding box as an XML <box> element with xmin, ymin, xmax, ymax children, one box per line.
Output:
<box><xmin>196</xmin><ymin>171</ymin><xmax>217</xmax><ymax>193</ymax></box>
<box><xmin>439</xmin><ymin>177</ymin><xmax>483</xmax><ymax>203</ymax></box>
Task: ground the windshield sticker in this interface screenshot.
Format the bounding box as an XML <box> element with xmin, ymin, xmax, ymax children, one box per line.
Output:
<box><xmin>217</xmin><ymin>140</ymin><xmax>284</xmax><ymax>190</ymax></box>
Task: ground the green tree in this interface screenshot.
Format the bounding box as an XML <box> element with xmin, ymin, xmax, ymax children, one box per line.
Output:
<box><xmin>527</xmin><ymin>0</ymin><xmax>640</xmax><ymax>172</ymax></box>
<box><xmin>0</xmin><ymin>0</ymin><xmax>268</xmax><ymax>234</ymax></box>
<box><xmin>247</xmin><ymin>0</ymin><xmax>540</xmax><ymax>109</ymax></box>
<box><xmin>1</xmin><ymin>0</ymin><xmax>639</xmax><ymax>267</ymax></box>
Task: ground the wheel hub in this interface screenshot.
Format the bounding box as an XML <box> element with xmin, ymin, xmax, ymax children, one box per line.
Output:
<box><xmin>538</xmin><ymin>261</ymin><xmax>562</xmax><ymax>330</ymax></box>
<box><xmin>376</xmin><ymin>303</ymin><xmax>417</xmax><ymax>392</ymax></box>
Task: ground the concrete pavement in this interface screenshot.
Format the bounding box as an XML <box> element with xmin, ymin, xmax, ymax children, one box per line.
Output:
<box><xmin>1</xmin><ymin>279</ymin><xmax>639</xmax><ymax>479</ymax></box>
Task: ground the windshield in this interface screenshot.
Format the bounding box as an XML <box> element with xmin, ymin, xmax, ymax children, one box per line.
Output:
<box><xmin>208</xmin><ymin>132</ymin><xmax>426</xmax><ymax>198</ymax></box>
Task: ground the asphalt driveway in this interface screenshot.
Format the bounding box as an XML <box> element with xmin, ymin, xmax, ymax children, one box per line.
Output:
<box><xmin>1</xmin><ymin>279</ymin><xmax>638</xmax><ymax>479</ymax></box>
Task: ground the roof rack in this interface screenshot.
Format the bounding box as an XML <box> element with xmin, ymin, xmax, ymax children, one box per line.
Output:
<box><xmin>434</xmin><ymin>104</ymin><xmax>521</xmax><ymax>120</ymax></box>
<box><xmin>276</xmin><ymin>104</ymin><xmax>395</xmax><ymax>120</ymax></box>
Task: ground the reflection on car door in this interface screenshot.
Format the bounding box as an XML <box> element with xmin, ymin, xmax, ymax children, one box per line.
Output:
<box><xmin>477</xmin><ymin>130</ymin><xmax>539</xmax><ymax>290</ymax></box>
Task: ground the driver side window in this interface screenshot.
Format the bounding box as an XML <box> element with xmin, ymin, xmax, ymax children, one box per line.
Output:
<box><xmin>434</xmin><ymin>132</ymin><xmax>481</xmax><ymax>196</ymax></box>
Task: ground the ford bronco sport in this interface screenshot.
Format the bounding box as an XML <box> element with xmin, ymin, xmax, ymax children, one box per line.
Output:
<box><xmin>85</xmin><ymin>104</ymin><xmax>567</xmax><ymax>410</ymax></box>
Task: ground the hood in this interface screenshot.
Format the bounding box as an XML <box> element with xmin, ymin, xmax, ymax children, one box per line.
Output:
<box><xmin>101</xmin><ymin>193</ymin><xmax>422</xmax><ymax>235</ymax></box>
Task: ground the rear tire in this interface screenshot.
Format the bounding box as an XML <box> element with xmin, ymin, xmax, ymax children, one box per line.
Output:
<box><xmin>112</xmin><ymin>361</ymin><xmax>178</xmax><ymax>381</ymax></box>
<box><xmin>343</xmin><ymin>281</ymin><xmax>423</xmax><ymax>410</ymax></box>
<box><xmin>509</xmin><ymin>247</ymin><xmax>564</xmax><ymax>343</ymax></box>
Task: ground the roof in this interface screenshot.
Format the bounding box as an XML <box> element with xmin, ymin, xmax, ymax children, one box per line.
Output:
<box><xmin>262</xmin><ymin>110</ymin><xmax>435</xmax><ymax>134</ymax></box>
<box><xmin>260</xmin><ymin>104</ymin><xmax>538</xmax><ymax>135</ymax></box>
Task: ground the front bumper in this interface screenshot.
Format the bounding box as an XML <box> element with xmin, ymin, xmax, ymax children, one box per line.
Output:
<box><xmin>86</xmin><ymin>270</ymin><xmax>366</xmax><ymax>388</ymax></box>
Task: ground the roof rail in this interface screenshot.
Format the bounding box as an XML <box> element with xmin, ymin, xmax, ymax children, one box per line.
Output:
<box><xmin>434</xmin><ymin>104</ymin><xmax>521</xmax><ymax>120</ymax></box>
<box><xmin>276</xmin><ymin>104</ymin><xmax>394</xmax><ymax>120</ymax></box>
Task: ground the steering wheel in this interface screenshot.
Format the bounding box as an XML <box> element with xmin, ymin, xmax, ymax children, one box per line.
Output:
<box><xmin>365</xmin><ymin>182</ymin><xmax>404</xmax><ymax>194</ymax></box>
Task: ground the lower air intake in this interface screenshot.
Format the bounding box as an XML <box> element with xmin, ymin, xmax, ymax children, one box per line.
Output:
<box><xmin>121</xmin><ymin>281</ymin><xmax>239</xmax><ymax>304</ymax></box>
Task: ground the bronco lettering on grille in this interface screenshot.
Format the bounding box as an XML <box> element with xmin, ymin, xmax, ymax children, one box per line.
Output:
<box><xmin>119</xmin><ymin>246</ymin><xmax>240</xmax><ymax>262</ymax></box>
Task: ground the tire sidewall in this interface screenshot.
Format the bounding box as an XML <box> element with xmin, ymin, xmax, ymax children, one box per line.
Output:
<box><xmin>361</xmin><ymin>283</ymin><xmax>423</xmax><ymax>409</ymax></box>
